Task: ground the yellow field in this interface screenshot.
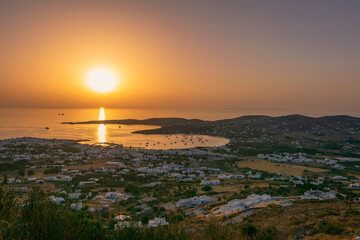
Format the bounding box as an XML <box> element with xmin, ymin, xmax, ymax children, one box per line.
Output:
<box><xmin>67</xmin><ymin>158</ymin><xmax>122</xmax><ymax>170</ymax></box>
<box><xmin>236</xmin><ymin>158</ymin><xmax>327</xmax><ymax>176</ymax></box>
<box><xmin>198</xmin><ymin>184</ymin><xmax>241</xmax><ymax>195</ymax></box>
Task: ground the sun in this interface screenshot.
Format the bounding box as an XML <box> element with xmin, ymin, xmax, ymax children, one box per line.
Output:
<box><xmin>86</xmin><ymin>68</ymin><xmax>118</xmax><ymax>93</ymax></box>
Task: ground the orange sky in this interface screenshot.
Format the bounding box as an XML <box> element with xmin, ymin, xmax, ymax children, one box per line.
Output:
<box><xmin>0</xmin><ymin>1</ymin><xmax>359</xmax><ymax>114</ymax></box>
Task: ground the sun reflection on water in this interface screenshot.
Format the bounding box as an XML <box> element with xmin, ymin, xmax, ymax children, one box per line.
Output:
<box><xmin>98</xmin><ymin>124</ymin><xmax>106</xmax><ymax>143</ymax></box>
<box><xmin>98</xmin><ymin>107</ymin><xmax>106</xmax><ymax>143</ymax></box>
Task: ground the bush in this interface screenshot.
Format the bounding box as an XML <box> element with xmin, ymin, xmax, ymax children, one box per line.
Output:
<box><xmin>141</xmin><ymin>216</ymin><xmax>149</xmax><ymax>224</ymax></box>
<box><xmin>261</xmin><ymin>227</ymin><xmax>277</xmax><ymax>240</ymax></box>
<box><xmin>202</xmin><ymin>185</ymin><xmax>213</xmax><ymax>192</ymax></box>
<box><xmin>2</xmin><ymin>175</ymin><xmax>7</xmax><ymax>184</ymax></box>
<box><xmin>316</xmin><ymin>220</ymin><xmax>345</xmax><ymax>235</ymax></box>
<box><xmin>241</xmin><ymin>223</ymin><xmax>257</xmax><ymax>239</ymax></box>
<box><xmin>0</xmin><ymin>186</ymin><xmax>106</xmax><ymax>240</ymax></box>
<box><xmin>18</xmin><ymin>168</ymin><xmax>25</xmax><ymax>176</ymax></box>
<box><xmin>169</xmin><ymin>214</ymin><xmax>185</xmax><ymax>223</ymax></box>
<box><xmin>124</xmin><ymin>182</ymin><xmax>141</xmax><ymax>195</ymax></box>
<box><xmin>43</xmin><ymin>167</ymin><xmax>61</xmax><ymax>174</ymax></box>
<box><xmin>0</xmin><ymin>185</ymin><xmax>21</xmax><ymax>239</ymax></box>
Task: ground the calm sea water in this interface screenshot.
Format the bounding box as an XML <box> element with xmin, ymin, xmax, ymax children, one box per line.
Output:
<box><xmin>0</xmin><ymin>108</ymin><xmax>323</xmax><ymax>149</ymax></box>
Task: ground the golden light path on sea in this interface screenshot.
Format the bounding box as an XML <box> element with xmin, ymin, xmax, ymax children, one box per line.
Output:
<box><xmin>98</xmin><ymin>107</ymin><xmax>106</xmax><ymax>143</ymax></box>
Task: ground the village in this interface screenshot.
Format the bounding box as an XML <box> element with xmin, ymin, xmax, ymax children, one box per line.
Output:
<box><xmin>1</xmin><ymin>136</ymin><xmax>360</xmax><ymax>231</ymax></box>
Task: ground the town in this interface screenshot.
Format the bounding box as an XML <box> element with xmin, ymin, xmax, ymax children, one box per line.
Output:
<box><xmin>1</xmin><ymin>135</ymin><xmax>360</xmax><ymax>237</ymax></box>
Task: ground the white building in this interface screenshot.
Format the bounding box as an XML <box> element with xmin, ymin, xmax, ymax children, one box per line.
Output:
<box><xmin>50</xmin><ymin>196</ymin><xmax>65</xmax><ymax>205</ymax></box>
<box><xmin>105</xmin><ymin>192</ymin><xmax>123</xmax><ymax>200</ymax></box>
<box><xmin>211</xmin><ymin>194</ymin><xmax>273</xmax><ymax>215</ymax></box>
<box><xmin>45</xmin><ymin>176</ymin><xmax>58</xmax><ymax>181</ymax></box>
<box><xmin>68</xmin><ymin>193</ymin><xmax>80</xmax><ymax>199</ymax></box>
<box><xmin>200</xmin><ymin>179</ymin><xmax>220</xmax><ymax>186</ymax></box>
<box><xmin>148</xmin><ymin>217</ymin><xmax>169</xmax><ymax>227</ymax></box>
<box><xmin>71</xmin><ymin>202</ymin><xmax>82</xmax><ymax>210</ymax></box>
<box><xmin>61</xmin><ymin>176</ymin><xmax>72</xmax><ymax>182</ymax></box>
<box><xmin>176</xmin><ymin>195</ymin><xmax>214</xmax><ymax>208</ymax></box>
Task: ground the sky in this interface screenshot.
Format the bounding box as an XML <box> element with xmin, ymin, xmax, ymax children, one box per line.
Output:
<box><xmin>0</xmin><ymin>0</ymin><xmax>359</xmax><ymax>115</ymax></box>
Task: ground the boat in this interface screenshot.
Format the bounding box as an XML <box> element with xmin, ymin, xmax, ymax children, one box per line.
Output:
<box><xmin>45</xmin><ymin>127</ymin><xmax>50</xmax><ymax>130</ymax></box>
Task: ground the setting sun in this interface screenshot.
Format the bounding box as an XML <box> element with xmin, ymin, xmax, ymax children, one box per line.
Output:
<box><xmin>86</xmin><ymin>68</ymin><xmax>118</xmax><ymax>93</ymax></box>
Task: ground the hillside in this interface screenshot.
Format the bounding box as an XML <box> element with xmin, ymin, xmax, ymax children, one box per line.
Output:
<box><xmin>63</xmin><ymin>114</ymin><xmax>360</xmax><ymax>142</ymax></box>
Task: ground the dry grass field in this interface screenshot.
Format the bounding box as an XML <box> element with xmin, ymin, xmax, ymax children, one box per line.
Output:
<box><xmin>67</xmin><ymin>158</ymin><xmax>123</xmax><ymax>170</ymax></box>
<box><xmin>237</xmin><ymin>158</ymin><xmax>327</xmax><ymax>176</ymax></box>
<box><xmin>197</xmin><ymin>184</ymin><xmax>242</xmax><ymax>195</ymax></box>
<box><xmin>241</xmin><ymin>200</ymin><xmax>360</xmax><ymax>240</ymax></box>
<box><xmin>19</xmin><ymin>158</ymin><xmax>125</xmax><ymax>179</ymax></box>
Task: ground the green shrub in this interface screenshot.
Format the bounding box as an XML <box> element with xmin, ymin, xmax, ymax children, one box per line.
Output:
<box><xmin>241</xmin><ymin>223</ymin><xmax>257</xmax><ymax>239</ymax></box>
<box><xmin>0</xmin><ymin>186</ymin><xmax>106</xmax><ymax>240</ymax></box>
<box><xmin>261</xmin><ymin>227</ymin><xmax>277</xmax><ymax>240</ymax></box>
<box><xmin>124</xmin><ymin>182</ymin><xmax>141</xmax><ymax>195</ymax></box>
<box><xmin>316</xmin><ymin>220</ymin><xmax>345</xmax><ymax>235</ymax></box>
<box><xmin>169</xmin><ymin>214</ymin><xmax>185</xmax><ymax>223</ymax></box>
<box><xmin>43</xmin><ymin>167</ymin><xmax>61</xmax><ymax>174</ymax></box>
<box><xmin>202</xmin><ymin>185</ymin><xmax>213</xmax><ymax>192</ymax></box>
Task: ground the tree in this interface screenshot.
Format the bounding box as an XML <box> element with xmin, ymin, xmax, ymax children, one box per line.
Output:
<box><xmin>124</xmin><ymin>182</ymin><xmax>141</xmax><ymax>195</ymax></box>
<box><xmin>141</xmin><ymin>216</ymin><xmax>149</xmax><ymax>225</ymax></box>
<box><xmin>202</xmin><ymin>185</ymin><xmax>213</xmax><ymax>192</ymax></box>
<box><xmin>242</xmin><ymin>223</ymin><xmax>257</xmax><ymax>239</ymax></box>
<box><xmin>2</xmin><ymin>174</ymin><xmax>7</xmax><ymax>184</ymax></box>
<box><xmin>18</xmin><ymin>169</ymin><xmax>25</xmax><ymax>177</ymax></box>
<box><xmin>169</xmin><ymin>214</ymin><xmax>184</xmax><ymax>223</ymax></box>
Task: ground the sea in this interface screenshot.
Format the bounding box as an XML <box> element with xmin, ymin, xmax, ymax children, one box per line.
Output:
<box><xmin>0</xmin><ymin>108</ymin><xmax>342</xmax><ymax>149</ymax></box>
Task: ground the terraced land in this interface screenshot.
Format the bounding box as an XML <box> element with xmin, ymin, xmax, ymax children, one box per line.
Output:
<box><xmin>237</xmin><ymin>158</ymin><xmax>327</xmax><ymax>176</ymax></box>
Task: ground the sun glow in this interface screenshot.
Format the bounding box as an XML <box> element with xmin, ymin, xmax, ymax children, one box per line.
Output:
<box><xmin>86</xmin><ymin>68</ymin><xmax>118</xmax><ymax>93</ymax></box>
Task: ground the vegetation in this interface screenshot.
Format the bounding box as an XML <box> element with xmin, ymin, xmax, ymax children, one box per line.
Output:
<box><xmin>0</xmin><ymin>160</ymin><xmax>27</xmax><ymax>172</ymax></box>
<box><xmin>124</xmin><ymin>182</ymin><xmax>141</xmax><ymax>195</ymax></box>
<box><xmin>43</xmin><ymin>167</ymin><xmax>61</xmax><ymax>174</ymax></box>
<box><xmin>0</xmin><ymin>186</ymin><xmax>280</xmax><ymax>240</ymax></box>
<box><xmin>201</xmin><ymin>185</ymin><xmax>212</xmax><ymax>192</ymax></box>
<box><xmin>2</xmin><ymin>184</ymin><xmax>360</xmax><ymax>240</ymax></box>
<box><xmin>0</xmin><ymin>186</ymin><xmax>105</xmax><ymax>240</ymax></box>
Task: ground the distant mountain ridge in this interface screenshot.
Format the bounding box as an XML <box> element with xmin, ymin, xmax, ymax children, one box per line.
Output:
<box><xmin>63</xmin><ymin>117</ymin><xmax>206</xmax><ymax>126</ymax></box>
<box><xmin>63</xmin><ymin>114</ymin><xmax>360</xmax><ymax>125</ymax></box>
<box><xmin>62</xmin><ymin>114</ymin><xmax>360</xmax><ymax>141</ymax></box>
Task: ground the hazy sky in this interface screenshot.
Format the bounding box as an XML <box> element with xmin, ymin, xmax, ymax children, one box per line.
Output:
<box><xmin>0</xmin><ymin>0</ymin><xmax>359</xmax><ymax>114</ymax></box>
